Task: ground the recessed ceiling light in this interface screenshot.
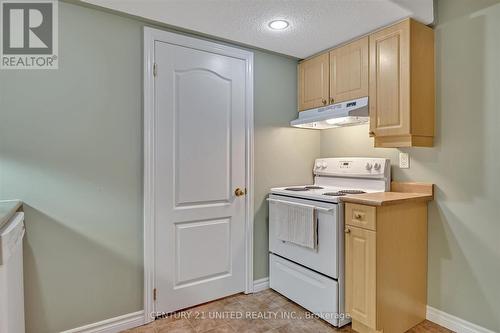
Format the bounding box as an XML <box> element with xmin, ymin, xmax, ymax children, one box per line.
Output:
<box><xmin>268</xmin><ymin>20</ymin><xmax>289</xmax><ymax>30</ymax></box>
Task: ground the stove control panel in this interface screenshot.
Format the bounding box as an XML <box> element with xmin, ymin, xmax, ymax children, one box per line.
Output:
<box><xmin>314</xmin><ymin>158</ymin><xmax>390</xmax><ymax>179</ymax></box>
<box><xmin>314</xmin><ymin>160</ymin><xmax>328</xmax><ymax>169</ymax></box>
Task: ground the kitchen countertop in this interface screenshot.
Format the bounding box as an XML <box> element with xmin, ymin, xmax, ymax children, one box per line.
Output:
<box><xmin>341</xmin><ymin>182</ymin><xmax>434</xmax><ymax>206</ymax></box>
<box><xmin>0</xmin><ymin>200</ymin><xmax>23</xmax><ymax>230</ymax></box>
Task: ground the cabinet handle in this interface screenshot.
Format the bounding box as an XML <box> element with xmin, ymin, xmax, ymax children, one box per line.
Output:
<box><xmin>345</xmin><ymin>228</ymin><xmax>351</xmax><ymax>234</ymax></box>
<box><xmin>369</xmin><ymin>131</ymin><xmax>375</xmax><ymax>136</ymax></box>
<box><xmin>354</xmin><ymin>213</ymin><xmax>363</xmax><ymax>219</ymax></box>
<box><xmin>330</xmin><ymin>98</ymin><xmax>334</xmax><ymax>104</ymax></box>
<box><xmin>322</xmin><ymin>99</ymin><xmax>327</xmax><ymax>105</ymax></box>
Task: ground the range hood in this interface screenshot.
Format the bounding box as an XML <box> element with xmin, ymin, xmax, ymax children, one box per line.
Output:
<box><xmin>291</xmin><ymin>97</ymin><xmax>369</xmax><ymax>129</ymax></box>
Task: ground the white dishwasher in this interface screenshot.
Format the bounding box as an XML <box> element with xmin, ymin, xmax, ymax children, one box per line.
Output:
<box><xmin>0</xmin><ymin>212</ymin><xmax>26</xmax><ymax>333</ymax></box>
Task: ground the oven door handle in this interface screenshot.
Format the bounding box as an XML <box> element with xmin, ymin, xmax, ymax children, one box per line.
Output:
<box><xmin>266</xmin><ymin>198</ymin><xmax>333</xmax><ymax>212</ymax></box>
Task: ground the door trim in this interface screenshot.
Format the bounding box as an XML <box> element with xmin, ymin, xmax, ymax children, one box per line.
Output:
<box><xmin>143</xmin><ymin>27</ymin><xmax>254</xmax><ymax>324</ymax></box>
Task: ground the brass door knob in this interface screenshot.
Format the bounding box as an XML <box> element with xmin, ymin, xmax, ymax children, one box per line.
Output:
<box><xmin>234</xmin><ymin>188</ymin><xmax>246</xmax><ymax>197</ymax></box>
<box><xmin>330</xmin><ymin>98</ymin><xmax>334</xmax><ymax>104</ymax></box>
<box><xmin>345</xmin><ymin>228</ymin><xmax>351</xmax><ymax>234</ymax></box>
<box><xmin>322</xmin><ymin>99</ymin><xmax>327</xmax><ymax>105</ymax></box>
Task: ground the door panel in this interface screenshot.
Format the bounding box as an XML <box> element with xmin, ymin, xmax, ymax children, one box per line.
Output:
<box><xmin>330</xmin><ymin>37</ymin><xmax>368</xmax><ymax>104</ymax></box>
<box><xmin>298</xmin><ymin>53</ymin><xmax>329</xmax><ymax>111</ymax></box>
<box><xmin>369</xmin><ymin>20</ymin><xmax>410</xmax><ymax>136</ymax></box>
<box><xmin>174</xmin><ymin>69</ymin><xmax>231</xmax><ymax>206</ymax></box>
<box><xmin>155</xmin><ymin>40</ymin><xmax>247</xmax><ymax>314</ymax></box>
<box><xmin>175</xmin><ymin>218</ymin><xmax>231</xmax><ymax>287</ymax></box>
<box><xmin>345</xmin><ymin>226</ymin><xmax>376</xmax><ymax>329</ymax></box>
<box><xmin>375</xmin><ymin>36</ymin><xmax>400</xmax><ymax>127</ymax></box>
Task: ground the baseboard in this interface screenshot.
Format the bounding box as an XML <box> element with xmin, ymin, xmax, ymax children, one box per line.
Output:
<box><xmin>253</xmin><ymin>277</ymin><xmax>270</xmax><ymax>292</ymax></box>
<box><xmin>426</xmin><ymin>306</ymin><xmax>495</xmax><ymax>333</ymax></box>
<box><xmin>60</xmin><ymin>311</ymin><xmax>145</xmax><ymax>333</ymax></box>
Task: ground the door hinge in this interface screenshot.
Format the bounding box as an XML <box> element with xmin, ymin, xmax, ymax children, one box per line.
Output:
<box><xmin>153</xmin><ymin>288</ymin><xmax>157</xmax><ymax>301</ymax></box>
<box><xmin>153</xmin><ymin>63</ymin><xmax>158</xmax><ymax>77</ymax></box>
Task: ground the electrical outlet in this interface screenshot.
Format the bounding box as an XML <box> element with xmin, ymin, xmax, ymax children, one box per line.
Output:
<box><xmin>399</xmin><ymin>152</ymin><xmax>410</xmax><ymax>169</ymax></box>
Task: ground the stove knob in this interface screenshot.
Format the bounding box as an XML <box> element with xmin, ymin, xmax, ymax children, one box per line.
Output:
<box><xmin>374</xmin><ymin>163</ymin><xmax>381</xmax><ymax>171</ymax></box>
<box><xmin>315</xmin><ymin>161</ymin><xmax>321</xmax><ymax>169</ymax></box>
<box><xmin>365</xmin><ymin>163</ymin><xmax>373</xmax><ymax>170</ymax></box>
<box><xmin>321</xmin><ymin>161</ymin><xmax>327</xmax><ymax>169</ymax></box>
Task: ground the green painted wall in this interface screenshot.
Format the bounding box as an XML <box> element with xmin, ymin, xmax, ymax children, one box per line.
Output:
<box><xmin>0</xmin><ymin>2</ymin><xmax>319</xmax><ymax>332</ymax></box>
<box><xmin>320</xmin><ymin>0</ymin><xmax>500</xmax><ymax>330</ymax></box>
<box><xmin>253</xmin><ymin>53</ymin><xmax>320</xmax><ymax>279</ymax></box>
<box><xmin>0</xmin><ymin>3</ymin><xmax>144</xmax><ymax>332</ymax></box>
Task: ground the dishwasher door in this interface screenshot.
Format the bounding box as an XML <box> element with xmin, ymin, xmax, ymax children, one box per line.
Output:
<box><xmin>0</xmin><ymin>212</ymin><xmax>26</xmax><ymax>333</ymax></box>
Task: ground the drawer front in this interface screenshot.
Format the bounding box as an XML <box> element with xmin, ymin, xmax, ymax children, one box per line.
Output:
<box><xmin>269</xmin><ymin>254</ymin><xmax>340</xmax><ymax>326</ymax></box>
<box><xmin>345</xmin><ymin>203</ymin><xmax>376</xmax><ymax>231</ymax></box>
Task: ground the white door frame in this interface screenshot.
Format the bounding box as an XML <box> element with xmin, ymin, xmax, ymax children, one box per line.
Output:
<box><xmin>143</xmin><ymin>27</ymin><xmax>254</xmax><ymax>324</ymax></box>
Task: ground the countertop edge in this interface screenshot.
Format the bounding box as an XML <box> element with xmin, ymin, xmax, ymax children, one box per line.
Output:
<box><xmin>341</xmin><ymin>192</ymin><xmax>434</xmax><ymax>206</ymax></box>
<box><xmin>340</xmin><ymin>182</ymin><xmax>435</xmax><ymax>206</ymax></box>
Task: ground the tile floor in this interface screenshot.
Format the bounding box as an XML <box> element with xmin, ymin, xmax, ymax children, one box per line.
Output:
<box><xmin>123</xmin><ymin>289</ymin><xmax>453</xmax><ymax>333</ymax></box>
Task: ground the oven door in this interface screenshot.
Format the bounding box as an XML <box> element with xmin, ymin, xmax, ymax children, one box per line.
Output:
<box><xmin>268</xmin><ymin>194</ymin><xmax>339</xmax><ymax>279</ymax></box>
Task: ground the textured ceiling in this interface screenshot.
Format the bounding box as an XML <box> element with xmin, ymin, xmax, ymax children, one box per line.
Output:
<box><xmin>81</xmin><ymin>0</ymin><xmax>434</xmax><ymax>58</ymax></box>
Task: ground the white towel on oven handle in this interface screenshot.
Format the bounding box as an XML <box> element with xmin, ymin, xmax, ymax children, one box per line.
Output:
<box><xmin>270</xmin><ymin>200</ymin><xmax>317</xmax><ymax>250</ymax></box>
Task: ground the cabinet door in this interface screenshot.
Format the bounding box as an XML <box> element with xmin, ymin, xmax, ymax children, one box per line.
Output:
<box><xmin>369</xmin><ymin>20</ymin><xmax>410</xmax><ymax>137</ymax></box>
<box><xmin>298</xmin><ymin>53</ymin><xmax>329</xmax><ymax>111</ymax></box>
<box><xmin>330</xmin><ymin>37</ymin><xmax>368</xmax><ymax>104</ymax></box>
<box><xmin>345</xmin><ymin>225</ymin><xmax>376</xmax><ymax>329</ymax></box>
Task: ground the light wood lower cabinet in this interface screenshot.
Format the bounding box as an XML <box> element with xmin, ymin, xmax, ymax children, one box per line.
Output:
<box><xmin>345</xmin><ymin>226</ymin><xmax>376</xmax><ymax>328</ymax></box>
<box><xmin>345</xmin><ymin>202</ymin><xmax>428</xmax><ymax>333</ymax></box>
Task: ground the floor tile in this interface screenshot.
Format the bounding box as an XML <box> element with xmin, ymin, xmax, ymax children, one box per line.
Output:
<box><xmin>226</xmin><ymin>317</ymin><xmax>275</xmax><ymax>333</ymax></box>
<box><xmin>189</xmin><ymin>317</ymin><xmax>228</xmax><ymax>333</ymax></box>
<box><xmin>407</xmin><ymin>320</ymin><xmax>454</xmax><ymax>333</ymax></box>
<box><xmin>155</xmin><ymin>318</ymin><xmax>195</xmax><ymax>333</ymax></box>
<box><xmin>203</xmin><ymin>324</ymin><xmax>235</xmax><ymax>333</ymax></box>
<box><xmin>122</xmin><ymin>326</ymin><xmax>156</xmax><ymax>333</ymax></box>
<box><xmin>120</xmin><ymin>290</ymin><xmax>452</xmax><ymax>333</ymax></box>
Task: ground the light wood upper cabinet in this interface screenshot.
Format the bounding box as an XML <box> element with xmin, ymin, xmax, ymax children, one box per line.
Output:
<box><xmin>298</xmin><ymin>37</ymin><xmax>369</xmax><ymax>111</ymax></box>
<box><xmin>298</xmin><ymin>53</ymin><xmax>329</xmax><ymax>111</ymax></box>
<box><xmin>330</xmin><ymin>37</ymin><xmax>369</xmax><ymax>104</ymax></box>
<box><xmin>296</xmin><ymin>19</ymin><xmax>435</xmax><ymax>148</ymax></box>
<box><xmin>369</xmin><ymin>19</ymin><xmax>435</xmax><ymax>147</ymax></box>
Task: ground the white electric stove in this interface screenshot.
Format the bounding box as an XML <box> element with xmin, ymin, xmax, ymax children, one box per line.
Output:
<box><xmin>268</xmin><ymin>157</ymin><xmax>391</xmax><ymax>327</ymax></box>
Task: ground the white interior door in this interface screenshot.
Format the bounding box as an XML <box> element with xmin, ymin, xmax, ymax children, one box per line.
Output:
<box><xmin>153</xmin><ymin>36</ymin><xmax>249</xmax><ymax>314</ymax></box>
